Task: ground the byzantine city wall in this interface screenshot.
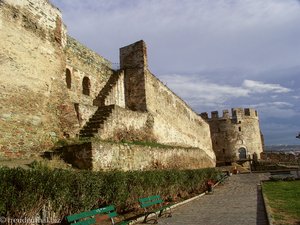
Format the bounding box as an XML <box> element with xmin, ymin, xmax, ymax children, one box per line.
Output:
<box><xmin>0</xmin><ymin>0</ymin><xmax>66</xmax><ymax>157</ymax></box>
<box><xmin>0</xmin><ymin>0</ymin><xmax>217</xmax><ymax>169</ymax></box>
<box><xmin>119</xmin><ymin>41</ymin><xmax>215</xmax><ymax>163</ymax></box>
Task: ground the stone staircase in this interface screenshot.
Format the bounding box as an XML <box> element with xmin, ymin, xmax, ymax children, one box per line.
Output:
<box><xmin>80</xmin><ymin>70</ymin><xmax>124</xmax><ymax>139</ymax></box>
<box><xmin>79</xmin><ymin>105</ymin><xmax>114</xmax><ymax>138</ymax></box>
<box><xmin>93</xmin><ymin>70</ymin><xmax>123</xmax><ymax>106</ymax></box>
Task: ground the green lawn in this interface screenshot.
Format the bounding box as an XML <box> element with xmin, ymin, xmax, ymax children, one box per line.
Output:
<box><xmin>262</xmin><ymin>180</ymin><xmax>300</xmax><ymax>225</ymax></box>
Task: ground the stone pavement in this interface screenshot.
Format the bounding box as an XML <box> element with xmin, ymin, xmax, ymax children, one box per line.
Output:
<box><xmin>154</xmin><ymin>173</ymin><xmax>269</xmax><ymax>225</ymax></box>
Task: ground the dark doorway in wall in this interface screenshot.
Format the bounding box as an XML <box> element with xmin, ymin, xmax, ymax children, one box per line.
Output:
<box><xmin>74</xmin><ymin>103</ymin><xmax>81</xmax><ymax>126</ymax></box>
<box><xmin>238</xmin><ymin>147</ymin><xmax>247</xmax><ymax>159</ymax></box>
<box><xmin>82</xmin><ymin>77</ymin><xmax>90</xmax><ymax>96</ymax></box>
<box><xmin>74</xmin><ymin>103</ymin><xmax>80</xmax><ymax>121</ymax></box>
<box><xmin>66</xmin><ymin>68</ymin><xmax>71</xmax><ymax>89</ymax></box>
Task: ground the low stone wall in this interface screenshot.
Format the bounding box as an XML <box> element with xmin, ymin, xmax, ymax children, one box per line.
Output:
<box><xmin>61</xmin><ymin>141</ymin><xmax>215</xmax><ymax>171</ymax></box>
<box><xmin>260</xmin><ymin>152</ymin><xmax>300</xmax><ymax>163</ymax></box>
<box><xmin>59</xmin><ymin>142</ymin><xmax>93</xmax><ymax>169</ymax></box>
<box><xmin>97</xmin><ymin>105</ymin><xmax>152</xmax><ymax>141</ymax></box>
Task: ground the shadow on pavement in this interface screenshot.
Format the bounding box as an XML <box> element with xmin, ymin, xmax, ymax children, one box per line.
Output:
<box><xmin>256</xmin><ymin>185</ymin><xmax>268</xmax><ymax>225</ymax></box>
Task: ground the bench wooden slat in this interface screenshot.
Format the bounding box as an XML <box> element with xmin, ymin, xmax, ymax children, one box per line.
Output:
<box><xmin>67</xmin><ymin>210</ymin><xmax>97</xmax><ymax>222</ymax></box>
<box><xmin>140</xmin><ymin>199</ymin><xmax>163</xmax><ymax>208</ymax></box>
<box><xmin>139</xmin><ymin>195</ymin><xmax>160</xmax><ymax>202</ymax></box>
<box><xmin>67</xmin><ymin>205</ymin><xmax>116</xmax><ymax>224</ymax></box>
<box><xmin>108</xmin><ymin>211</ymin><xmax>118</xmax><ymax>218</ymax></box>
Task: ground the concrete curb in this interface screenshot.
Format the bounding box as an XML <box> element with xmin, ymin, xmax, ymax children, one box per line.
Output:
<box><xmin>260</xmin><ymin>182</ymin><xmax>274</xmax><ymax>225</ymax></box>
<box><xmin>130</xmin><ymin>176</ymin><xmax>228</xmax><ymax>224</ymax></box>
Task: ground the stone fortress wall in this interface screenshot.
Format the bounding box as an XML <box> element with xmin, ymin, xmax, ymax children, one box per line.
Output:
<box><xmin>63</xmin><ymin>36</ymin><xmax>116</xmax><ymax>134</ymax></box>
<box><xmin>119</xmin><ymin>41</ymin><xmax>216</xmax><ymax>162</ymax></box>
<box><xmin>0</xmin><ymin>0</ymin><xmax>66</xmax><ymax>157</ymax></box>
<box><xmin>0</xmin><ymin>0</ymin><xmax>217</xmax><ymax>169</ymax></box>
<box><xmin>201</xmin><ymin>108</ymin><xmax>264</xmax><ymax>164</ymax></box>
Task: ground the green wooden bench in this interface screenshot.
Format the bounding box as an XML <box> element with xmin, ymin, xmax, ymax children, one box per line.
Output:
<box><xmin>66</xmin><ymin>205</ymin><xmax>131</xmax><ymax>225</ymax></box>
<box><xmin>139</xmin><ymin>195</ymin><xmax>172</xmax><ymax>223</ymax></box>
<box><xmin>216</xmin><ymin>173</ymin><xmax>228</xmax><ymax>184</ymax></box>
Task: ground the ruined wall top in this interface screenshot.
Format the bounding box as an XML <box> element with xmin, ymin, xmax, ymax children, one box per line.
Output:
<box><xmin>3</xmin><ymin>0</ymin><xmax>67</xmax><ymax>47</ymax></box>
<box><xmin>120</xmin><ymin>40</ymin><xmax>148</xmax><ymax>69</ymax></box>
<box><xmin>66</xmin><ymin>36</ymin><xmax>112</xmax><ymax>72</ymax></box>
<box><xmin>200</xmin><ymin>108</ymin><xmax>258</xmax><ymax>120</ymax></box>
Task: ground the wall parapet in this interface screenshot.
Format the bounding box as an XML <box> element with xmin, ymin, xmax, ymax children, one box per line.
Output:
<box><xmin>201</xmin><ymin>108</ymin><xmax>258</xmax><ymax>120</ymax></box>
<box><xmin>66</xmin><ymin>36</ymin><xmax>112</xmax><ymax>73</ymax></box>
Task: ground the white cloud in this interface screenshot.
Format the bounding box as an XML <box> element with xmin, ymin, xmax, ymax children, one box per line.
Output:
<box><xmin>249</xmin><ymin>102</ymin><xmax>297</xmax><ymax>118</ymax></box>
<box><xmin>242</xmin><ymin>80</ymin><xmax>291</xmax><ymax>93</ymax></box>
<box><xmin>292</xmin><ymin>95</ymin><xmax>300</xmax><ymax>99</ymax></box>
<box><xmin>160</xmin><ymin>75</ymin><xmax>292</xmax><ymax>110</ymax></box>
<box><xmin>160</xmin><ymin>74</ymin><xmax>249</xmax><ymax>108</ymax></box>
<box><xmin>251</xmin><ymin>101</ymin><xmax>293</xmax><ymax>108</ymax></box>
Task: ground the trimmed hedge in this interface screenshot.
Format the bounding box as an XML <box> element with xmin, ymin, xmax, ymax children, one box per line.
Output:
<box><xmin>0</xmin><ymin>164</ymin><xmax>220</xmax><ymax>221</ymax></box>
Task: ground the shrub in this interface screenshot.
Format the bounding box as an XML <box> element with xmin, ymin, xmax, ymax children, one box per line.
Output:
<box><xmin>0</xmin><ymin>166</ymin><xmax>220</xmax><ymax>222</ymax></box>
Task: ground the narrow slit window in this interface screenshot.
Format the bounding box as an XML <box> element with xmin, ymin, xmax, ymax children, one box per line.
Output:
<box><xmin>66</xmin><ymin>68</ymin><xmax>71</xmax><ymax>89</ymax></box>
<box><xmin>82</xmin><ymin>76</ymin><xmax>91</xmax><ymax>96</ymax></box>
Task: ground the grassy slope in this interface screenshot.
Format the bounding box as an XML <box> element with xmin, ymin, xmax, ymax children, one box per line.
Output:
<box><xmin>263</xmin><ymin>180</ymin><xmax>300</xmax><ymax>225</ymax></box>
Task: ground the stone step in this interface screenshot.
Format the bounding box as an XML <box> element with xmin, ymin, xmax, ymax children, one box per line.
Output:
<box><xmin>80</xmin><ymin>127</ymin><xmax>100</xmax><ymax>133</ymax></box>
<box><xmin>78</xmin><ymin>105</ymin><xmax>115</xmax><ymax>138</ymax></box>
<box><xmin>88</xmin><ymin>118</ymin><xmax>106</xmax><ymax>123</ymax></box>
<box><xmin>90</xmin><ymin>114</ymin><xmax>110</xmax><ymax>120</ymax></box>
<box><xmin>95</xmin><ymin>107</ymin><xmax>113</xmax><ymax>113</ymax></box>
<box><xmin>83</xmin><ymin>123</ymin><xmax>103</xmax><ymax>129</ymax></box>
<box><xmin>94</xmin><ymin>109</ymin><xmax>113</xmax><ymax>115</ymax></box>
<box><xmin>79</xmin><ymin>133</ymin><xmax>94</xmax><ymax>138</ymax></box>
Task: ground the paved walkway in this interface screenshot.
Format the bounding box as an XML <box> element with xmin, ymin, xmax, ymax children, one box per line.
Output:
<box><xmin>154</xmin><ymin>173</ymin><xmax>269</xmax><ymax>225</ymax></box>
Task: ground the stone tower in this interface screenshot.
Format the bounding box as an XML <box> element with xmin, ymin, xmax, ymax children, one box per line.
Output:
<box><xmin>201</xmin><ymin>108</ymin><xmax>264</xmax><ymax>165</ymax></box>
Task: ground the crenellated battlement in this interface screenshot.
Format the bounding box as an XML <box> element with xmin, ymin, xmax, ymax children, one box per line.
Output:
<box><xmin>200</xmin><ymin>108</ymin><xmax>258</xmax><ymax>120</ymax></box>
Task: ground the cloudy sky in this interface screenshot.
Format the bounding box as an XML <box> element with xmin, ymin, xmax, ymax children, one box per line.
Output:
<box><xmin>51</xmin><ymin>0</ymin><xmax>300</xmax><ymax>145</ymax></box>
